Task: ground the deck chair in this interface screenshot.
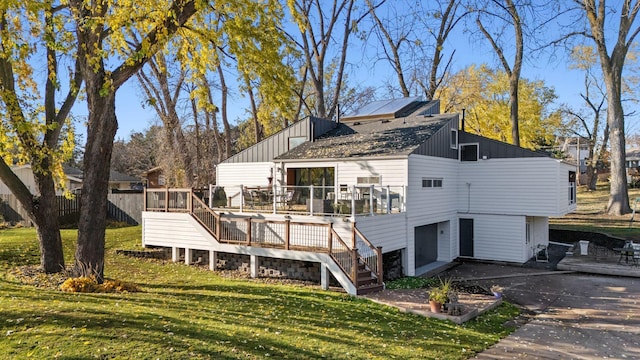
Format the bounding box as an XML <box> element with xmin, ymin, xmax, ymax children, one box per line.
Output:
<box><xmin>242</xmin><ymin>189</ymin><xmax>255</xmax><ymax>209</ymax></box>
<box><xmin>535</xmin><ymin>244</ymin><xmax>549</xmax><ymax>263</ymax></box>
<box><xmin>632</xmin><ymin>242</ymin><xmax>640</xmax><ymax>266</ymax></box>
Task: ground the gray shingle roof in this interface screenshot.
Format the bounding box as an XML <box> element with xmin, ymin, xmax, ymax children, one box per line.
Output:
<box><xmin>276</xmin><ymin>105</ymin><xmax>455</xmax><ymax>160</ymax></box>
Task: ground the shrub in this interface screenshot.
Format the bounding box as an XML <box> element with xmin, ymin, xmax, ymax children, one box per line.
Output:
<box><xmin>60</xmin><ymin>277</ymin><xmax>141</xmax><ymax>293</ymax></box>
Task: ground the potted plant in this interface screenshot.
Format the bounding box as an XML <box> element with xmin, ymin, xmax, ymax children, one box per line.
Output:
<box><xmin>490</xmin><ymin>285</ymin><xmax>503</xmax><ymax>299</ymax></box>
<box><xmin>428</xmin><ymin>277</ymin><xmax>452</xmax><ymax>313</ymax></box>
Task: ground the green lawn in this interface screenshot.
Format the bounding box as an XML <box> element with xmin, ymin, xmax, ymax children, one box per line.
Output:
<box><xmin>550</xmin><ymin>184</ymin><xmax>640</xmax><ymax>239</ymax></box>
<box><xmin>0</xmin><ymin>226</ymin><xmax>518</xmax><ymax>359</ymax></box>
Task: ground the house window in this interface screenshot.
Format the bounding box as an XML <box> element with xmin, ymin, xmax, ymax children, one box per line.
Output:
<box><xmin>422</xmin><ymin>178</ymin><xmax>443</xmax><ymax>188</ymax></box>
<box><xmin>357</xmin><ymin>176</ymin><xmax>381</xmax><ymax>184</ymax></box>
<box><xmin>460</xmin><ymin>144</ymin><xmax>478</xmax><ymax>161</ymax></box>
<box><xmin>288</xmin><ymin>136</ymin><xmax>306</xmax><ymax>150</ymax></box>
<box><xmin>450</xmin><ymin>129</ymin><xmax>458</xmax><ymax>149</ymax></box>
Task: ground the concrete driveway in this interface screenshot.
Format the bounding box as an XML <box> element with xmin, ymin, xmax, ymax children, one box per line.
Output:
<box><xmin>440</xmin><ymin>263</ymin><xmax>640</xmax><ymax>359</ymax></box>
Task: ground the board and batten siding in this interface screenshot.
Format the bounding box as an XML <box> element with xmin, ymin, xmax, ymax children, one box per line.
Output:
<box><xmin>355</xmin><ymin>213</ymin><xmax>407</xmax><ymax>253</ymax></box>
<box><xmin>467</xmin><ymin>213</ymin><xmax>527</xmax><ymax>263</ymax></box>
<box><xmin>458</xmin><ymin>157</ymin><xmax>572</xmax><ymax>217</ymax></box>
<box><xmin>222</xmin><ymin>117</ymin><xmax>336</xmax><ymax>164</ymax></box>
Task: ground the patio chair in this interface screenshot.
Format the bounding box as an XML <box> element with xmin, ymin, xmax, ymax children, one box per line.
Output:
<box><xmin>535</xmin><ymin>244</ymin><xmax>549</xmax><ymax>263</ymax></box>
<box><xmin>242</xmin><ymin>189</ymin><xmax>255</xmax><ymax>209</ymax></box>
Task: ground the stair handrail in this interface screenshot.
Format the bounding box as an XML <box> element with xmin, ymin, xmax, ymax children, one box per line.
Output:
<box><xmin>329</xmin><ymin>226</ymin><xmax>357</xmax><ymax>283</ymax></box>
<box><xmin>191</xmin><ymin>192</ymin><xmax>220</xmax><ymax>238</ymax></box>
<box><xmin>353</xmin><ymin>224</ymin><xmax>383</xmax><ymax>285</ymax></box>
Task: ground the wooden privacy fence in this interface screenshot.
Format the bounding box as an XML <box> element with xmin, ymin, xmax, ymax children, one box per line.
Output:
<box><xmin>0</xmin><ymin>192</ymin><xmax>143</xmax><ymax>225</ymax></box>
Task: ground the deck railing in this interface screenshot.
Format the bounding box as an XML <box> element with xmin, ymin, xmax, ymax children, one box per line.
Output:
<box><xmin>144</xmin><ymin>188</ymin><xmax>383</xmax><ymax>287</ymax></box>
<box><xmin>219</xmin><ymin>184</ymin><xmax>406</xmax><ymax>217</ymax></box>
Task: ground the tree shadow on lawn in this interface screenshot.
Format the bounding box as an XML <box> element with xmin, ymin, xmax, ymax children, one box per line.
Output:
<box><xmin>1</xmin><ymin>279</ymin><xmax>487</xmax><ymax>358</ymax></box>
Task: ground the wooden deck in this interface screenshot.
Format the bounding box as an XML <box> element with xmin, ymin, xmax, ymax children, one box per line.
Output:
<box><xmin>557</xmin><ymin>248</ymin><xmax>640</xmax><ymax>277</ymax></box>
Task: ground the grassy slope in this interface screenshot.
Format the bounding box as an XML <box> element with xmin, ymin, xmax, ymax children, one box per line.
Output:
<box><xmin>0</xmin><ymin>227</ymin><xmax>518</xmax><ymax>359</ymax></box>
<box><xmin>550</xmin><ymin>184</ymin><xmax>640</xmax><ymax>239</ymax></box>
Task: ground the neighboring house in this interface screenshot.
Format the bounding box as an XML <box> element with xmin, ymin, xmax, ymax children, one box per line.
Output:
<box><xmin>142</xmin><ymin>166</ymin><xmax>165</xmax><ymax>188</ymax></box>
<box><xmin>0</xmin><ymin>164</ymin><xmax>140</xmax><ymax>195</ymax></box>
<box><xmin>626</xmin><ymin>148</ymin><xmax>640</xmax><ymax>185</ymax></box>
<box><xmin>141</xmin><ymin>97</ymin><xmax>576</xmax><ymax>295</ymax></box>
<box><xmin>557</xmin><ymin>136</ymin><xmax>590</xmax><ymax>174</ymax></box>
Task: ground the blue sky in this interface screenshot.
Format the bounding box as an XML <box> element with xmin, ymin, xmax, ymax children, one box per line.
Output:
<box><xmin>84</xmin><ymin>2</ymin><xmax>633</xmax><ymax>141</ymax></box>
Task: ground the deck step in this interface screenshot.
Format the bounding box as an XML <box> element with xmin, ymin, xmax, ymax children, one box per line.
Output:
<box><xmin>356</xmin><ymin>284</ymin><xmax>384</xmax><ymax>295</ymax></box>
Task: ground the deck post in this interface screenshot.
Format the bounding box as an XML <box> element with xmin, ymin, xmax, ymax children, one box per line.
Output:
<box><xmin>185</xmin><ymin>248</ymin><xmax>191</xmax><ymax>265</ymax></box>
<box><xmin>369</xmin><ymin>185</ymin><xmax>374</xmax><ymax>216</ymax></box>
<box><xmin>351</xmin><ymin>222</ymin><xmax>357</xmax><ymax>249</ymax></box>
<box><xmin>285</xmin><ymin>219</ymin><xmax>291</xmax><ymax>250</ymax></box>
<box><xmin>209</xmin><ymin>250</ymin><xmax>217</xmax><ymax>271</ymax></box>
<box><xmin>351</xmin><ymin>185</ymin><xmax>356</xmax><ymax>217</ymax></box>
<box><xmin>172</xmin><ymin>247</ymin><xmax>179</xmax><ymax>262</ymax></box>
<box><xmin>246</xmin><ymin>217</ymin><xmax>252</xmax><ymax>245</ymax></box>
<box><xmin>377</xmin><ymin>246</ymin><xmax>383</xmax><ymax>284</ymax></box>
<box><xmin>385</xmin><ymin>186</ymin><xmax>390</xmax><ymax>214</ymax></box>
<box><xmin>239</xmin><ymin>184</ymin><xmax>244</xmax><ymax>212</ymax></box>
<box><xmin>320</xmin><ymin>262</ymin><xmax>329</xmax><ymax>290</ymax></box>
<box><xmin>250</xmin><ymin>255</ymin><xmax>258</xmax><ymax>278</ymax></box>
<box><xmin>209</xmin><ymin>184</ymin><xmax>214</xmax><ymax>208</ymax></box>
<box><xmin>164</xmin><ymin>188</ymin><xmax>169</xmax><ymax>211</ymax></box>
<box><xmin>143</xmin><ymin>188</ymin><xmax>147</xmax><ymax>211</ymax></box>
<box><xmin>351</xmin><ymin>249</ymin><xmax>359</xmax><ymax>282</ymax></box>
<box><xmin>327</xmin><ymin>223</ymin><xmax>333</xmax><ymax>253</ymax></box>
<box><xmin>273</xmin><ymin>185</ymin><xmax>277</xmax><ymax>214</ymax></box>
<box><xmin>309</xmin><ymin>185</ymin><xmax>314</xmax><ymax>215</ymax></box>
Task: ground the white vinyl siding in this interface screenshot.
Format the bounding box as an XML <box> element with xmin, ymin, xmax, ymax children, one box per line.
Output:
<box><xmin>525</xmin><ymin>216</ymin><xmax>549</xmax><ymax>260</ymax></box>
<box><xmin>469</xmin><ymin>214</ymin><xmax>527</xmax><ymax>263</ymax></box>
<box><xmin>216</xmin><ymin>162</ymin><xmax>275</xmax><ymax>206</ymax></box>
<box><xmin>355</xmin><ymin>214</ymin><xmax>408</xmax><ymax>252</ymax></box>
<box><xmin>334</xmin><ymin>159</ymin><xmax>407</xmax><ymax>186</ymax></box>
<box><xmin>217</xmin><ymin>162</ymin><xmax>274</xmax><ymax>187</ymax></box>
<box><xmin>458</xmin><ymin>157</ymin><xmax>575</xmax><ymax>217</ymax></box>
<box><xmin>143</xmin><ymin>212</ymin><xmax>212</xmax><ymax>249</ymax></box>
<box><xmin>407</xmin><ymin>155</ymin><xmax>458</xmax><ymax>218</ymax></box>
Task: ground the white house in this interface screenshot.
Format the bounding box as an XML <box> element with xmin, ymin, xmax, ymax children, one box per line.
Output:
<box><xmin>141</xmin><ymin>97</ymin><xmax>576</xmax><ymax>295</ymax></box>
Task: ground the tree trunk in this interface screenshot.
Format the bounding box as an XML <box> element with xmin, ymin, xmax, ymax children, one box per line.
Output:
<box><xmin>606</xmin><ymin>98</ymin><xmax>630</xmax><ymax>214</ymax></box>
<box><xmin>509</xmin><ymin>76</ymin><xmax>520</xmax><ymax>146</ymax></box>
<box><xmin>0</xmin><ymin>160</ymin><xmax>65</xmax><ymax>272</ymax></box>
<box><xmin>33</xmin><ymin>173</ymin><xmax>65</xmax><ymax>273</ymax></box>
<box><xmin>75</xmin><ymin>88</ymin><xmax>117</xmax><ymax>282</ymax></box>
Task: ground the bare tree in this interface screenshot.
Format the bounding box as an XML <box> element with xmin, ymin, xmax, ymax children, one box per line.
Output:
<box><xmin>136</xmin><ymin>52</ymin><xmax>196</xmax><ymax>187</ymax></box>
<box><xmin>474</xmin><ymin>0</ymin><xmax>524</xmax><ymax>146</ymax></box>
<box><xmin>574</xmin><ymin>0</ymin><xmax>640</xmax><ymax>215</ymax></box>
<box><xmin>562</xmin><ymin>46</ymin><xmax>608</xmax><ymax>191</ymax></box>
<box><xmin>288</xmin><ymin>0</ymin><xmax>370</xmax><ymax>120</ymax></box>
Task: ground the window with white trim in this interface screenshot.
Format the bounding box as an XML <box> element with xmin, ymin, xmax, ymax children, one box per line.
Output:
<box><xmin>450</xmin><ymin>128</ymin><xmax>458</xmax><ymax>149</ymax></box>
<box><xmin>460</xmin><ymin>144</ymin><xmax>478</xmax><ymax>161</ymax></box>
<box><xmin>422</xmin><ymin>177</ymin><xmax>443</xmax><ymax>188</ymax></box>
<box><xmin>357</xmin><ymin>176</ymin><xmax>381</xmax><ymax>184</ymax></box>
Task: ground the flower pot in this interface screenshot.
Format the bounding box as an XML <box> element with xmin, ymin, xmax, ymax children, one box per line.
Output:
<box><xmin>579</xmin><ymin>240</ymin><xmax>589</xmax><ymax>256</ymax></box>
<box><xmin>429</xmin><ymin>300</ymin><xmax>442</xmax><ymax>313</ymax></box>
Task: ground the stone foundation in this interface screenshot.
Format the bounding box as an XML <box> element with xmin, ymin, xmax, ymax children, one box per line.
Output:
<box><xmin>383</xmin><ymin>249</ymin><xmax>403</xmax><ymax>281</ymax></box>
